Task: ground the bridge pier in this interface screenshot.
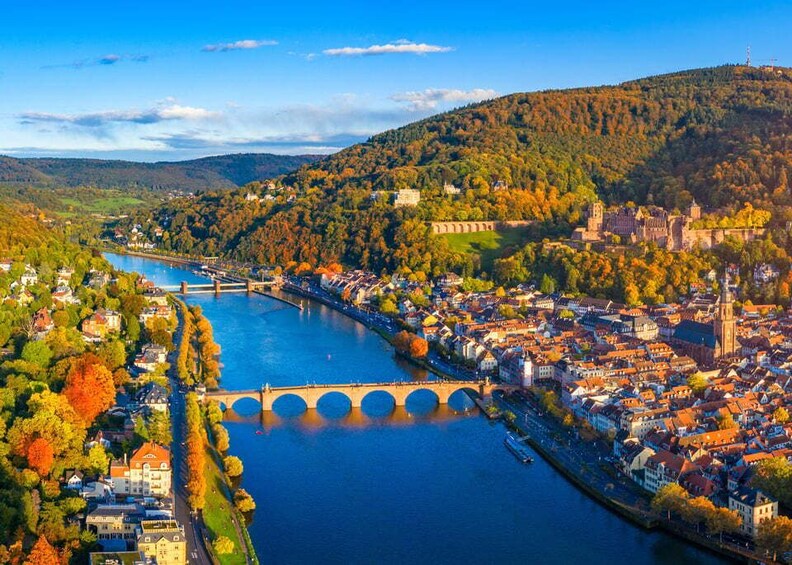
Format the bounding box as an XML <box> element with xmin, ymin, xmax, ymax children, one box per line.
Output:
<box><xmin>209</xmin><ymin>381</ymin><xmax>513</xmax><ymax>415</ymax></box>
<box><xmin>180</xmin><ymin>281</ymin><xmax>188</xmax><ymax>294</ymax></box>
<box><xmin>246</xmin><ymin>279</ymin><xmax>254</xmax><ymax>293</ymax></box>
<box><xmin>214</xmin><ymin>279</ymin><xmax>221</xmax><ymax>295</ymax></box>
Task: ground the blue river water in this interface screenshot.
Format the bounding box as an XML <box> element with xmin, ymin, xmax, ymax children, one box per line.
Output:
<box><xmin>105</xmin><ymin>253</ymin><xmax>728</xmax><ymax>565</ymax></box>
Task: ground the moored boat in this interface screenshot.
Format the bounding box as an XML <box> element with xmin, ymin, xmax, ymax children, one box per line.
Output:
<box><xmin>504</xmin><ymin>432</ymin><xmax>533</xmax><ymax>463</ymax></box>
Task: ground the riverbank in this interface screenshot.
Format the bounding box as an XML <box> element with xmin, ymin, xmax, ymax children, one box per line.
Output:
<box><xmin>499</xmin><ymin>392</ymin><xmax>757</xmax><ymax>564</ymax></box>
<box><xmin>282</xmin><ymin>278</ymin><xmax>756</xmax><ymax>564</ymax></box>
<box><xmin>171</xmin><ymin>296</ymin><xmax>258</xmax><ymax>565</ymax></box>
<box><xmin>108</xmin><ymin>247</ymin><xmax>203</xmax><ymax>267</ymax></box>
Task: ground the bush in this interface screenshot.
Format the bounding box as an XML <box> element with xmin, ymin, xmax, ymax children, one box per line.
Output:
<box><xmin>212</xmin><ymin>535</ymin><xmax>235</xmax><ymax>555</ymax></box>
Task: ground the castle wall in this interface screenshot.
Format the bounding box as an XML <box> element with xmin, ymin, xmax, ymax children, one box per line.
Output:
<box><xmin>684</xmin><ymin>228</ymin><xmax>767</xmax><ymax>250</ymax></box>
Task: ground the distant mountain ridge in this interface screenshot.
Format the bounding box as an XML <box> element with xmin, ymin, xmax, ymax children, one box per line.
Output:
<box><xmin>0</xmin><ymin>153</ymin><xmax>324</xmax><ymax>191</ymax></box>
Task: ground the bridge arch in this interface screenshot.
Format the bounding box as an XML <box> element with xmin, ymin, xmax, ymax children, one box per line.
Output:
<box><xmin>270</xmin><ymin>393</ymin><xmax>309</xmax><ymax>416</ymax></box>
<box><xmin>315</xmin><ymin>391</ymin><xmax>353</xmax><ymax>417</ymax></box>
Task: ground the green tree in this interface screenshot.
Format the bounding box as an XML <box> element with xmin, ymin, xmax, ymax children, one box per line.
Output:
<box><xmin>686</xmin><ymin>373</ymin><xmax>708</xmax><ymax>395</ymax></box>
<box><xmin>86</xmin><ymin>445</ymin><xmax>110</xmax><ymax>475</ymax></box>
<box><xmin>752</xmin><ymin>458</ymin><xmax>792</xmax><ymax>507</ymax></box>
<box><xmin>21</xmin><ymin>341</ymin><xmax>53</xmax><ymax>369</ymax></box>
<box><xmin>539</xmin><ymin>273</ymin><xmax>556</xmax><ymax>294</ymax></box>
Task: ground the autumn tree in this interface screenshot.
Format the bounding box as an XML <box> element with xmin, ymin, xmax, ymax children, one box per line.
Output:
<box><xmin>774</xmin><ymin>406</ymin><xmax>790</xmax><ymax>424</ymax></box>
<box><xmin>24</xmin><ymin>535</ymin><xmax>59</xmax><ymax>565</ymax></box>
<box><xmin>233</xmin><ymin>489</ymin><xmax>256</xmax><ymax>512</ymax></box>
<box><xmin>757</xmin><ymin>516</ymin><xmax>792</xmax><ymax>562</ymax></box>
<box><xmin>212</xmin><ymin>536</ymin><xmax>234</xmax><ymax>555</ymax></box>
<box><xmin>224</xmin><ymin>456</ymin><xmax>243</xmax><ymax>478</ymax></box>
<box><xmin>26</xmin><ymin>438</ymin><xmax>54</xmax><ymax>477</ymax></box>
<box><xmin>705</xmin><ymin>506</ymin><xmax>741</xmax><ymax>543</ymax></box>
<box><xmin>63</xmin><ymin>353</ymin><xmax>116</xmax><ymax>424</ymax></box>
<box><xmin>716</xmin><ymin>414</ymin><xmax>738</xmax><ymax>430</ymax></box>
<box><xmin>409</xmin><ymin>336</ymin><xmax>429</xmax><ymax>358</ymax></box>
<box><xmin>392</xmin><ymin>331</ymin><xmax>412</xmax><ymax>354</ymax></box>
<box><xmin>651</xmin><ymin>483</ymin><xmax>689</xmax><ymax>520</ymax></box>
<box><xmin>212</xmin><ymin>424</ymin><xmax>230</xmax><ymax>452</ymax></box>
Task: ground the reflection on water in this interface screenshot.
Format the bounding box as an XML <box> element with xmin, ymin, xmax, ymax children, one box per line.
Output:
<box><xmin>105</xmin><ymin>253</ymin><xmax>728</xmax><ymax>565</ymax></box>
<box><xmin>222</xmin><ymin>403</ymin><xmax>479</xmax><ymax>431</ymax></box>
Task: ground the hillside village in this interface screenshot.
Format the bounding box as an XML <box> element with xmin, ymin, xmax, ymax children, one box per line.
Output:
<box><xmin>315</xmin><ymin>265</ymin><xmax>792</xmax><ymax>537</ymax></box>
<box><xmin>0</xmin><ymin>255</ymin><xmax>193</xmax><ymax>564</ymax></box>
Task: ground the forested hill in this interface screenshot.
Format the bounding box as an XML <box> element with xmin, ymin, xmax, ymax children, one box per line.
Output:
<box><xmin>133</xmin><ymin>65</ymin><xmax>792</xmax><ymax>276</ymax></box>
<box><xmin>285</xmin><ymin>65</ymin><xmax>792</xmax><ymax>211</ymax></box>
<box><xmin>0</xmin><ymin>153</ymin><xmax>322</xmax><ymax>191</ymax></box>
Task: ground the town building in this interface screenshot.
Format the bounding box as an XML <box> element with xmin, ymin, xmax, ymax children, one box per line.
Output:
<box><xmin>728</xmin><ymin>487</ymin><xmax>778</xmax><ymax>538</ymax></box>
<box><xmin>89</xmin><ymin>552</ymin><xmax>150</xmax><ymax>565</ymax></box>
<box><xmin>393</xmin><ymin>188</ymin><xmax>421</xmax><ymax>207</ymax></box>
<box><xmin>136</xmin><ymin>520</ymin><xmax>187</xmax><ymax>565</ymax></box>
<box><xmin>670</xmin><ymin>274</ymin><xmax>737</xmax><ymax>365</ymax></box>
<box><xmin>110</xmin><ymin>442</ymin><xmax>172</xmax><ymax>498</ymax></box>
<box><xmin>87</xmin><ymin>503</ymin><xmax>147</xmax><ymax>549</ymax></box>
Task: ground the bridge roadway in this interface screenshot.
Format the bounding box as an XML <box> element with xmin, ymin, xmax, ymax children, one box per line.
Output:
<box><xmin>206</xmin><ymin>379</ymin><xmax>512</xmax><ymax>412</ymax></box>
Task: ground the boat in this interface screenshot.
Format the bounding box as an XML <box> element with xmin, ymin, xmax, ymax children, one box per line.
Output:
<box><xmin>255</xmin><ymin>430</ymin><xmax>264</xmax><ymax>436</ymax></box>
<box><xmin>504</xmin><ymin>432</ymin><xmax>533</xmax><ymax>464</ymax></box>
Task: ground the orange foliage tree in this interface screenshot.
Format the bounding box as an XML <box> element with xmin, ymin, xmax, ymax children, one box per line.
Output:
<box><xmin>24</xmin><ymin>536</ymin><xmax>59</xmax><ymax>565</ymax></box>
<box><xmin>409</xmin><ymin>336</ymin><xmax>429</xmax><ymax>358</ymax></box>
<box><xmin>393</xmin><ymin>331</ymin><xmax>429</xmax><ymax>359</ymax></box>
<box><xmin>63</xmin><ymin>353</ymin><xmax>116</xmax><ymax>424</ymax></box>
<box><xmin>27</xmin><ymin>438</ymin><xmax>54</xmax><ymax>477</ymax></box>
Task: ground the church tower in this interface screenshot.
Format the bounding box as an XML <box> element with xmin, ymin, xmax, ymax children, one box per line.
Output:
<box><xmin>714</xmin><ymin>272</ymin><xmax>737</xmax><ymax>359</ymax></box>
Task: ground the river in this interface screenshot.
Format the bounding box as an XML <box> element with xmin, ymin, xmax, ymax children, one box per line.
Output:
<box><xmin>105</xmin><ymin>253</ymin><xmax>728</xmax><ymax>565</ymax></box>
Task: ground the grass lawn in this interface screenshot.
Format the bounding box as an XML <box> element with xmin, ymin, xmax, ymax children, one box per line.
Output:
<box><xmin>442</xmin><ymin>228</ymin><xmax>528</xmax><ymax>271</ymax></box>
<box><xmin>202</xmin><ymin>441</ymin><xmax>248</xmax><ymax>565</ymax></box>
<box><xmin>59</xmin><ymin>194</ymin><xmax>147</xmax><ymax>215</ymax></box>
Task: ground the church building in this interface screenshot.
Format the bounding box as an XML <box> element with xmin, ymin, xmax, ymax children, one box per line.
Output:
<box><xmin>670</xmin><ymin>274</ymin><xmax>737</xmax><ymax>366</ymax></box>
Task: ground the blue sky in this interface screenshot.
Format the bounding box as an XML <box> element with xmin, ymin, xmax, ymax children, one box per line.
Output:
<box><xmin>1</xmin><ymin>0</ymin><xmax>789</xmax><ymax>161</ymax></box>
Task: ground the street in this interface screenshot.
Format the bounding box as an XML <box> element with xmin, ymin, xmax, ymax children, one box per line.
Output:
<box><xmin>168</xmin><ymin>336</ymin><xmax>213</xmax><ymax>565</ymax></box>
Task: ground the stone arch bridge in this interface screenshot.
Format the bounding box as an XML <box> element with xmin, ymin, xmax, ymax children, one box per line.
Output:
<box><xmin>205</xmin><ymin>379</ymin><xmax>513</xmax><ymax>412</ymax></box>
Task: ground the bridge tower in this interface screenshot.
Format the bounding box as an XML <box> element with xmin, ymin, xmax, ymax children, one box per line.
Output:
<box><xmin>213</xmin><ymin>279</ymin><xmax>221</xmax><ymax>295</ymax></box>
<box><xmin>246</xmin><ymin>279</ymin><xmax>254</xmax><ymax>293</ymax></box>
<box><xmin>180</xmin><ymin>281</ymin><xmax>188</xmax><ymax>294</ymax></box>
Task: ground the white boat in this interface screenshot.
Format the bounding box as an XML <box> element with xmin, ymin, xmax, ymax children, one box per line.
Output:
<box><xmin>504</xmin><ymin>432</ymin><xmax>533</xmax><ymax>463</ymax></box>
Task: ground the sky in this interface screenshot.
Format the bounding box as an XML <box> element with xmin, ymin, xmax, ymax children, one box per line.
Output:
<box><xmin>0</xmin><ymin>0</ymin><xmax>790</xmax><ymax>161</ymax></box>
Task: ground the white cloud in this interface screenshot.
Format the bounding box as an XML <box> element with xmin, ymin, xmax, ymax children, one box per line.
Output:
<box><xmin>202</xmin><ymin>39</ymin><xmax>278</xmax><ymax>52</ymax></box>
<box><xmin>19</xmin><ymin>103</ymin><xmax>221</xmax><ymax>128</ymax></box>
<box><xmin>323</xmin><ymin>41</ymin><xmax>452</xmax><ymax>57</ymax></box>
<box><xmin>391</xmin><ymin>88</ymin><xmax>498</xmax><ymax>111</ymax></box>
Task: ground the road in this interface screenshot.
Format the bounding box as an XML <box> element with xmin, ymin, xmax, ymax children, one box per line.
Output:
<box><xmin>168</xmin><ymin>334</ymin><xmax>213</xmax><ymax>565</ymax></box>
<box><xmin>495</xmin><ymin>391</ymin><xmax>652</xmax><ymax>512</ymax></box>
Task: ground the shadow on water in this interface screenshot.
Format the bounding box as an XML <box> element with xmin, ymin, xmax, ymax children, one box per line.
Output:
<box><xmin>221</xmin><ymin>403</ymin><xmax>479</xmax><ymax>431</ymax></box>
